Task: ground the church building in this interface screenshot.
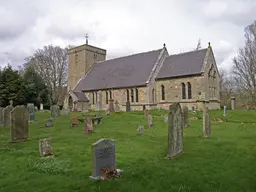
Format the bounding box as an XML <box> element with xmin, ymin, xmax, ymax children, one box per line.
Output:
<box><xmin>64</xmin><ymin>39</ymin><xmax>220</xmax><ymax>111</ymax></box>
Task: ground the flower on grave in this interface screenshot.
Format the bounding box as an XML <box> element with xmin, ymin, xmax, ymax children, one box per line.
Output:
<box><xmin>101</xmin><ymin>167</ymin><xmax>120</xmax><ymax>180</ymax></box>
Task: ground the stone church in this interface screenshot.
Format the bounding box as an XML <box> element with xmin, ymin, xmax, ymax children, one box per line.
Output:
<box><xmin>64</xmin><ymin>40</ymin><xmax>220</xmax><ymax>112</ymax></box>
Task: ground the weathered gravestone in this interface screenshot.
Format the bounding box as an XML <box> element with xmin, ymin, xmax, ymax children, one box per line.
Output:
<box><xmin>39</xmin><ymin>138</ymin><xmax>53</xmax><ymax>157</ymax></box>
<box><xmin>144</xmin><ymin>109</ymin><xmax>149</xmax><ymax>118</ymax></box>
<box><xmin>114</xmin><ymin>101</ymin><xmax>120</xmax><ymax>113</ymax></box>
<box><xmin>126</xmin><ymin>101</ymin><xmax>131</xmax><ymax>112</ymax></box>
<box><xmin>40</xmin><ymin>103</ymin><xmax>44</xmax><ymax>110</ymax></box>
<box><xmin>61</xmin><ymin>109</ymin><xmax>69</xmax><ymax>116</ymax></box>
<box><xmin>3</xmin><ymin>105</ymin><xmax>14</xmax><ymax>127</ymax></box>
<box><xmin>183</xmin><ymin>106</ymin><xmax>189</xmax><ymax>128</ymax></box>
<box><xmin>164</xmin><ymin>114</ymin><xmax>168</xmax><ymax>123</ymax></box>
<box><xmin>203</xmin><ymin>107</ymin><xmax>211</xmax><ymax>138</ymax></box>
<box><xmin>231</xmin><ymin>97</ymin><xmax>235</xmax><ymax>110</ymax></box>
<box><xmin>137</xmin><ymin>125</ymin><xmax>144</xmax><ymax>135</ymax></box>
<box><xmin>50</xmin><ymin>105</ymin><xmax>60</xmax><ymax>118</ymax></box>
<box><xmin>84</xmin><ymin>118</ymin><xmax>94</xmax><ymax>135</ymax></box>
<box><xmin>89</xmin><ymin>139</ymin><xmax>121</xmax><ymax>180</ymax></box>
<box><xmin>147</xmin><ymin>114</ymin><xmax>153</xmax><ymax>128</ymax></box>
<box><xmin>105</xmin><ymin>108</ymin><xmax>110</xmax><ymax>116</ymax></box>
<box><xmin>45</xmin><ymin>119</ymin><xmax>53</xmax><ymax>128</ymax></box>
<box><xmin>27</xmin><ymin>103</ymin><xmax>35</xmax><ymax>122</ymax></box>
<box><xmin>166</xmin><ymin>103</ymin><xmax>183</xmax><ymax>159</ymax></box>
<box><xmin>71</xmin><ymin>114</ymin><xmax>79</xmax><ymax>127</ymax></box>
<box><xmin>223</xmin><ymin>106</ymin><xmax>227</xmax><ymax>116</ymax></box>
<box><xmin>10</xmin><ymin>106</ymin><xmax>29</xmax><ymax>142</ymax></box>
<box><xmin>0</xmin><ymin>107</ymin><xmax>3</xmax><ymax>126</ymax></box>
<box><xmin>109</xmin><ymin>99</ymin><xmax>115</xmax><ymax>113</ymax></box>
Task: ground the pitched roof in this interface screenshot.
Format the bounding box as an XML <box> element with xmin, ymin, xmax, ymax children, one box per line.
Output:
<box><xmin>156</xmin><ymin>48</ymin><xmax>208</xmax><ymax>79</ymax></box>
<box><xmin>73</xmin><ymin>91</ymin><xmax>89</xmax><ymax>102</ymax></box>
<box><xmin>77</xmin><ymin>48</ymin><xmax>163</xmax><ymax>91</ymax></box>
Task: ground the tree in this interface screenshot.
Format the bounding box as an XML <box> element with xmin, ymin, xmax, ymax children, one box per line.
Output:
<box><xmin>232</xmin><ymin>21</ymin><xmax>256</xmax><ymax>106</ymax></box>
<box><xmin>25</xmin><ymin>45</ymin><xmax>68</xmax><ymax>105</ymax></box>
<box><xmin>0</xmin><ymin>64</ymin><xmax>25</xmax><ymax>107</ymax></box>
<box><xmin>23</xmin><ymin>66</ymin><xmax>49</xmax><ymax>106</ymax></box>
<box><xmin>196</xmin><ymin>38</ymin><xmax>201</xmax><ymax>50</ymax></box>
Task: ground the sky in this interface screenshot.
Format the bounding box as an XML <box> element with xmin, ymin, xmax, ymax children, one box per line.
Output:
<box><xmin>0</xmin><ymin>0</ymin><xmax>255</xmax><ymax>72</ymax></box>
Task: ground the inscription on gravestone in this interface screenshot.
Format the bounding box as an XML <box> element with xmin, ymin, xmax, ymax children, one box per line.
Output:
<box><xmin>89</xmin><ymin>139</ymin><xmax>116</xmax><ymax>180</ymax></box>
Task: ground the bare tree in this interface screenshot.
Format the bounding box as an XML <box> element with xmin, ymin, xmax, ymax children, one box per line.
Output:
<box><xmin>25</xmin><ymin>45</ymin><xmax>68</xmax><ymax>105</ymax></box>
<box><xmin>196</xmin><ymin>38</ymin><xmax>201</xmax><ymax>50</ymax></box>
<box><xmin>232</xmin><ymin>21</ymin><xmax>256</xmax><ymax>106</ymax></box>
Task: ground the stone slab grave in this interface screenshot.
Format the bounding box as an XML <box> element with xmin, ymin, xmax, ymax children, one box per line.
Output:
<box><xmin>144</xmin><ymin>109</ymin><xmax>149</xmax><ymax>118</ymax></box>
<box><xmin>0</xmin><ymin>107</ymin><xmax>3</xmax><ymax>126</ymax></box>
<box><xmin>39</xmin><ymin>138</ymin><xmax>53</xmax><ymax>157</ymax></box>
<box><xmin>27</xmin><ymin>103</ymin><xmax>35</xmax><ymax>122</ymax></box>
<box><xmin>50</xmin><ymin>105</ymin><xmax>60</xmax><ymax>118</ymax></box>
<box><xmin>137</xmin><ymin>125</ymin><xmax>144</xmax><ymax>135</ymax></box>
<box><xmin>45</xmin><ymin>119</ymin><xmax>54</xmax><ymax>128</ymax></box>
<box><xmin>114</xmin><ymin>101</ymin><xmax>120</xmax><ymax>113</ymax></box>
<box><xmin>166</xmin><ymin>103</ymin><xmax>183</xmax><ymax>159</ymax></box>
<box><xmin>71</xmin><ymin>114</ymin><xmax>79</xmax><ymax>127</ymax></box>
<box><xmin>89</xmin><ymin>139</ymin><xmax>123</xmax><ymax>180</ymax></box>
<box><xmin>10</xmin><ymin>105</ymin><xmax>29</xmax><ymax>142</ymax></box>
<box><xmin>183</xmin><ymin>106</ymin><xmax>189</xmax><ymax>128</ymax></box>
<box><xmin>3</xmin><ymin>105</ymin><xmax>14</xmax><ymax>127</ymax></box>
<box><xmin>147</xmin><ymin>114</ymin><xmax>153</xmax><ymax>128</ymax></box>
<box><xmin>84</xmin><ymin>118</ymin><xmax>94</xmax><ymax>135</ymax></box>
<box><xmin>203</xmin><ymin>107</ymin><xmax>211</xmax><ymax>138</ymax></box>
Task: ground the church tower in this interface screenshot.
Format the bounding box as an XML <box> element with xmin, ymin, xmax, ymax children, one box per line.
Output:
<box><xmin>67</xmin><ymin>34</ymin><xmax>107</xmax><ymax>91</ymax></box>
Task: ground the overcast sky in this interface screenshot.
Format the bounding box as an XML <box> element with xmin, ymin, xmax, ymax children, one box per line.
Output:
<box><xmin>0</xmin><ymin>0</ymin><xmax>255</xmax><ymax>71</ymax></box>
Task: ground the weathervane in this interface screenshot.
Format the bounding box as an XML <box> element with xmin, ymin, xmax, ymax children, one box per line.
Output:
<box><xmin>85</xmin><ymin>33</ymin><xmax>89</xmax><ymax>45</ymax></box>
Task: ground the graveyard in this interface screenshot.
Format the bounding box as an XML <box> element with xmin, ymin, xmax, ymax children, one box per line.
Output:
<box><xmin>0</xmin><ymin>108</ymin><xmax>256</xmax><ymax>192</ymax></box>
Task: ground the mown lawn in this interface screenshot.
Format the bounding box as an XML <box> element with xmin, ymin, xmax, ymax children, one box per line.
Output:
<box><xmin>0</xmin><ymin>109</ymin><xmax>256</xmax><ymax>192</ymax></box>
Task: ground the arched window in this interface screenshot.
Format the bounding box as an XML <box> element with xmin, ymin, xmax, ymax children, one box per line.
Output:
<box><xmin>135</xmin><ymin>88</ymin><xmax>139</xmax><ymax>102</ymax></box>
<box><xmin>187</xmin><ymin>82</ymin><xmax>192</xmax><ymax>99</ymax></box>
<box><xmin>109</xmin><ymin>90</ymin><xmax>112</xmax><ymax>100</ymax></box>
<box><xmin>106</xmin><ymin>91</ymin><xmax>108</xmax><ymax>104</ymax></box>
<box><xmin>126</xmin><ymin>89</ymin><xmax>129</xmax><ymax>101</ymax></box>
<box><xmin>182</xmin><ymin>83</ymin><xmax>186</xmax><ymax>99</ymax></box>
<box><xmin>161</xmin><ymin>85</ymin><xmax>165</xmax><ymax>100</ymax></box>
<box><xmin>131</xmin><ymin>89</ymin><xmax>134</xmax><ymax>102</ymax></box>
<box><xmin>92</xmin><ymin>93</ymin><xmax>95</xmax><ymax>104</ymax></box>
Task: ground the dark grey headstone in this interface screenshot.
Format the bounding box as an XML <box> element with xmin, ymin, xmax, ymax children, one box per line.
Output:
<box><xmin>50</xmin><ymin>105</ymin><xmax>60</xmax><ymax>118</ymax></box>
<box><xmin>45</xmin><ymin>119</ymin><xmax>53</xmax><ymax>128</ymax></box>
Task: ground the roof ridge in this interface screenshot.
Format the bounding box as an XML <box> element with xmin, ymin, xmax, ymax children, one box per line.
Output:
<box><xmin>95</xmin><ymin>48</ymin><xmax>163</xmax><ymax>64</ymax></box>
<box><xmin>169</xmin><ymin>48</ymin><xmax>208</xmax><ymax>57</ymax></box>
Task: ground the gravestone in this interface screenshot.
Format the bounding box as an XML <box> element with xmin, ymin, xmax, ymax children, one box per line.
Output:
<box><xmin>89</xmin><ymin>139</ymin><xmax>117</xmax><ymax>180</ymax></box>
<box><xmin>166</xmin><ymin>103</ymin><xmax>183</xmax><ymax>159</ymax></box>
<box><xmin>40</xmin><ymin>103</ymin><xmax>44</xmax><ymax>110</ymax></box>
<box><xmin>137</xmin><ymin>125</ymin><xmax>144</xmax><ymax>135</ymax></box>
<box><xmin>0</xmin><ymin>107</ymin><xmax>3</xmax><ymax>126</ymax></box>
<box><xmin>105</xmin><ymin>108</ymin><xmax>110</xmax><ymax>116</ymax></box>
<box><xmin>144</xmin><ymin>109</ymin><xmax>149</xmax><ymax>118</ymax></box>
<box><xmin>71</xmin><ymin>114</ymin><xmax>79</xmax><ymax>127</ymax></box>
<box><xmin>27</xmin><ymin>103</ymin><xmax>35</xmax><ymax>122</ymax></box>
<box><xmin>114</xmin><ymin>101</ymin><xmax>120</xmax><ymax>113</ymax></box>
<box><xmin>183</xmin><ymin>106</ymin><xmax>189</xmax><ymax>128</ymax></box>
<box><xmin>164</xmin><ymin>114</ymin><xmax>168</xmax><ymax>123</ymax></box>
<box><xmin>35</xmin><ymin>106</ymin><xmax>38</xmax><ymax>112</ymax></box>
<box><xmin>61</xmin><ymin>109</ymin><xmax>69</xmax><ymax>116</ymax></box>
<box><xmin>231</xmin><ymin>97</ymin><xmax>235</xmax><ymax>110</ymax></box>
<box><xmin>203</xmin><ymin>107</ymin><xmax>211</xmax><ymax>138</ymax></box>
<box><xmin>45</xmin><ymin>119</ymin><xmax>53</xmax><ymax>128</ymax></box>
<box><xmin>9</xmin><ymin>100</ymin><xmax>13</xmax><ymax>106</ymax></box>
<box><xmin>126</xmin><ymin>101</ymin><xmax>131</xmax><ymax>112</ymax></box>
<box><xmin>84</xmin><ymin>118</ymin><xmax>94</xmax><ymax>135</ymax></box>
<box><xmin>10</xmin><ymin>106</ymin><xmax>29</xmax><ymax>142</ymax></box>
<box><xmin>51</xmin><ymin>105</ymin><xmax>60</xmax><ymax>118</ymax></box>
<box><xmin>3</xmin><ymin>105</ymin><xmax>14</xmax><ymax>127</ymax></box>
<box><xmin>223</xmin><ymin>106</ymin><xmax>227</xmax><ymax>116</ymax></box>
<box><xmin>109</xmin><ymin>99</ymin><xmax>115</xmax><ymax>113</ymax></box>
<box><xmin>147</xmin><ymin>114</ymin><xmax>153</xmax><ymax>128</ymax></box>
<box><xmin>39</xmin><ymin>138</ymin><xmax>53</xmax><ymax>157</ymax></box>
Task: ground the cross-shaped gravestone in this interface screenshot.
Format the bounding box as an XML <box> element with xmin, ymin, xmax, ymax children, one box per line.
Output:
<box><xmin>166</xmin><ymin>103</ymin><xmax>183</xmax><ymax>159</ymax></box>
<box><xmin>39</xmin><ymin>138</ymin><xmax>53</xmax><ymax>157</ymax></box>
<box><xmin>137</xmin><ymin>125</ymin><xmax>144</xmax><ymax>135</ymax></box>
<box><xmin>10</xmin><ymin>106</ymin><xmax>29</xmax><ymax>142</ymax></box>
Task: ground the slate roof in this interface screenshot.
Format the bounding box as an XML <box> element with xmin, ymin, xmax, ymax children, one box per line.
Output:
<box><xmin>77</xmin><ymin>48</ymin><xmax>163</xmax><ymax>91</ymax></box>
<box><xmin>156</xmin><ymin>48</ymin><xmax>208</xmax><ymax>79</ymax></box>
<box><xmin>73</xmin><ymin>91</ymin><xmax>89</xmax><ymax>102</ymax></box>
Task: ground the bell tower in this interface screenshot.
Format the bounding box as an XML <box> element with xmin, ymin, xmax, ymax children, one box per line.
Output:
<box><xmin>67</xmin><ymin>34</ymin><xmax>107</xmax><ymax>91</ymax></box>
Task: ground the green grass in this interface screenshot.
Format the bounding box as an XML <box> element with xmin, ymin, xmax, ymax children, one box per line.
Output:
<box><xmin>1</xmin><ymin>109</ymin><xmax>256</xmax><ymax>192</ymax></box>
